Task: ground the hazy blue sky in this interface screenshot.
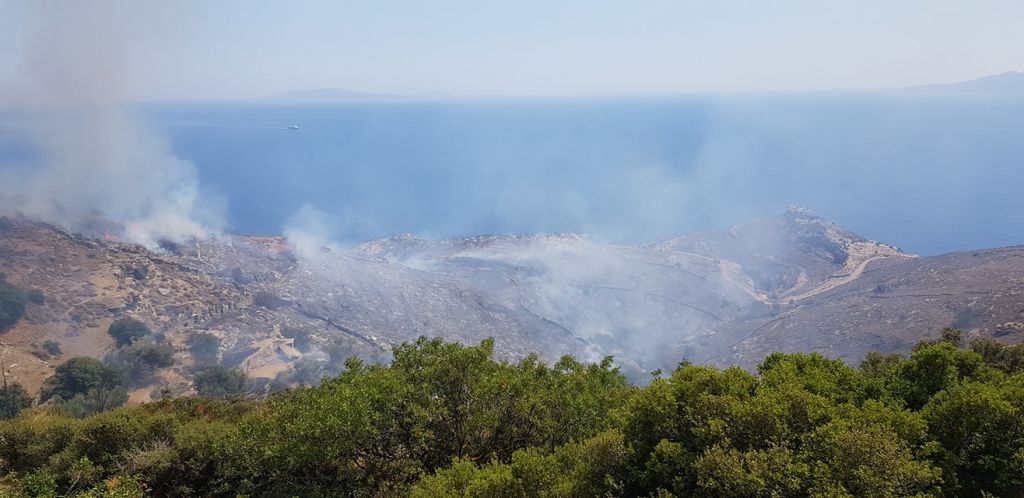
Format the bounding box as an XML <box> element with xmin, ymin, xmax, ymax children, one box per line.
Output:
<box><xmin>1</xmin><ymin>0</ymin><xmax>1023</xmax><ymax>100</ymax></box>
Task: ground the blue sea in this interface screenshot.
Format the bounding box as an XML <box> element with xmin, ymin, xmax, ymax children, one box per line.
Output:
<box><xmin>10</xmin><ymin>94</ymin><xmax>1024</xmax><ymax>255</ymax></box>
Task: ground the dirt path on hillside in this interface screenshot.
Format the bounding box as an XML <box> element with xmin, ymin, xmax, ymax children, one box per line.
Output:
<box><xmin>780</xmin><ymin>256</ymin><xmax>890</xmax><ymax>303</ymax></box>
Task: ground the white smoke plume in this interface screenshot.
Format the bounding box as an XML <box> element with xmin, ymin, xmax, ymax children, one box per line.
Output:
<box><xmin>282</xmin><ymin>204</ymin><xmax>342</xmax><ymax>258</ymax></box>
<box><xmin>0</xmin><ymin>1</ymin><xmax>221</xmax><ymax>247</ymax></box>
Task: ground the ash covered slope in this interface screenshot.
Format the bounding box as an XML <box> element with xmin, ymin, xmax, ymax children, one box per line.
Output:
<box><xmin>355</xmin><ymin>233</ymin><xmax>770</xmax><ymax>370</ymax></box>
<box><xmin>2</xmin><ymin>207</ymin><xmax>1022</xmax><ymax>398</ymax></box>
<box><xmin>192</xmin><ymin>235</ymin><xmax>582</xmax><ymax>365</ymax></box>
<box><xmin>351</xmin><ymin>208</ymin><xmax>918</xmax><ymax>370</ymax></box>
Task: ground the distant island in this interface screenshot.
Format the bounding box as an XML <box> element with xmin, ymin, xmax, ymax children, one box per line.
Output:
<box><xmin>263</xmin><ymin>88</ymin><xmax>451</xmax><ymax>102</ymax></box>
<box><xmin>898</xmin><ymin>70</ymin><xmax>1024</xmax><ymax>95</ymax></box>
<box><xmin>263</xmin><ymin>72</ymin><xmax>1024</xmax><ymax>102</ymax></box>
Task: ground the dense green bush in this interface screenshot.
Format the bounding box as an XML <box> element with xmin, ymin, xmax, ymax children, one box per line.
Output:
<box><xmin>26</xmin><ymin>288</ymin><xmax>45</xmax><ymax>305</ymax></box>
<box><xmin>109</xmin><ymin>343</ymin><xmax>175</xmax><ymax>381</ymax></box>
<box><xmin>192</xmin><ymin>366</ymin><xmax>249</xmax><ymax>399</ymax></box>
<box><xmin>970</xmin><ymin>337</ymin><xmax>1024</xmax><ymax>373</ymax></box>
<box><xmin>130</xmin><ymin>265</ymin><xmax>150</xmax><ymax>281</ymax></box>
<box><xmin>42</xmin><ymin>340</ymin><xmax>63</xmax><ymax>356</ymax></box>
<box><xmin>0</xmin><ymin>383</ymin><xmax>33</xmax><ymax>420</ymax></box>
<box><xmin>60</xmin><ymin>387</ymin><xmax>130</xmax><ymax>418</ymax></box>
<box><xmin>185</xmin><ymin>333</ymin><xmax>220</xmax><ymax>365</ymax></box>
<box><xmin>0</xmin><ymin>276</ymin><xmax>28</xmax><ymax>332</ymax></box>
<box><xmin>40</xmin><ymin>357</ymin><xmax>126</xmax><ymax>403</ymax></box>
<box><xmin>106</xmin><ymin>319</ymin><xmax>152</xmax><ymax>347</ymax></box>
<box><xmin>252</xmin><ymin>291</ymin><xmax>287</xmax><ymax>310</ymax></box>
<box><xmin>2</xmin><ymin>331</ymin><xmax>1023</xmax><ymax>497</ymax></box>
<box><xmin>274</xmin><ymin>357</ymin><xmax>327</xmax><ymax>387</ymax></box>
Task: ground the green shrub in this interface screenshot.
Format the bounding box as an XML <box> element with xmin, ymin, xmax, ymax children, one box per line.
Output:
<box><xmin>40</xmin><ymin>357</ymin><xmax>126</xmax><ymax>403</ymax></box>
<box><xmin>253</xmin><ymin>291</ymin><xmax>287</xmax><ymax>310</ymax></box>
<box><xmin>2</xmin><ymin>333</ymin><xmax>1023</xmax><ymax>497</ymax></box>
<box><xmin>77</xmin><ymin>474</ymin><xmax>147</xmax><ymax>497</ymax></box>
<box><xmin>0</xmin><ymin>383</ymin><xmax>33</xmax><ymax>420</ymax></box>
<box><xmin>60</xmin><ymin>387</ymin><xmax>130</xmax><ymax>418</ymax></box>
<box><xmin>11</xmin><ymin>469</ymin><xmax>58</xmax><ymax>498</ymax></box>
<box><xmin>0</xmin><ymin>276</ymin><xmax>28</xmax><ymax>332</ymax></box>
<box><xmin>970</xmin><ymin>338</ymin><xmax>1024</xmax><ymax>373</ymax></box>
<box><xmin>186</xmin><ymin>333</ymin><xmax>220</xmax><ymax>364</ymax></box>
<box><xmin>110</xmin><ymin>343</ymin><xmax>175</xmax><ymax>380</ymax></box>
<box><xmin>129</xmin><ymin>266</ymin><xmax>149</xmax><ymax>281</ymax></box>
<box><xmin>193</xmin><ymin>366</ymin><xmax>250</xmax><ymax>399</ymax></box>
<box><xmin>106</xmin><ymin>318</ymin><xmax>151</xmax><ymax>347</ymax></box>
<box><xmin>42</xmin><ymin>340</ymin><xmax>62</xmax><ymax>356</ymax></box>
<box><xmin>412</xmin><ymin>430</ymin><xmax>630</xmax><ymax>497</ymax></box>
<box><xmin>26</xmin><ymin>288</ymin><xmax>45</xmax><ymax>305</ymax></box>
<box><xmin>276</xmin><ymin>357</ymin><xmax>326</xmax><ymax>387</ymax></box>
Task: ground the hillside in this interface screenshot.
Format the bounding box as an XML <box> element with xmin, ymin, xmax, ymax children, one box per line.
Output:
<box><xmin>1</xmin><ymin>207</ymin><xmax>1022</xmax><ymax>397</ymax></box>
<box><xmin>699</xmin><ymin>246</ymin><xmax>1024</xmax><ymax>367</ymax></box>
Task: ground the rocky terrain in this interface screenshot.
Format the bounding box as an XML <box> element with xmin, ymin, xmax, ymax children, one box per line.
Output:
<box><xmin>1</xmin><ymin>206</ymin><xmax>1022</xmax><ymax>399</ymax></box>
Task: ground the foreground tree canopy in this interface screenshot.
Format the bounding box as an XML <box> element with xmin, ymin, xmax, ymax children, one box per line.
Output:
<box><xmin>1</xmin><ymin>332</ymin><xmax>1023</xmax><ymax>497</ymax></box>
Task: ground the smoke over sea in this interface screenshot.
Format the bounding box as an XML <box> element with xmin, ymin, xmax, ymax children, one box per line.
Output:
<box><xmin>0</xmin><ymin>2</ymin><xmax>221</xmax><ymax>248</ymax></box>
<box><xmin>151</xmin><ymin>95</ymin><xmax>1024</xmax><ymax>256</ymax></box>
<box><xmin>1</xmin><ymin>5</ymin><xmax>1023</xmax><ymax>254</ymax></box>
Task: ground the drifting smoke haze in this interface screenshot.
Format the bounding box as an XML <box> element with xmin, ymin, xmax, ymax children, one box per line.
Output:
<box><xmin>0</xmin><ymin>2</ymin><xmax>221</xmax><ymax>247</ymax></box>
<box><xmin>282</xmin><ymin>204</ymin><xmax>344</xmax><ymax>258</ymax></box>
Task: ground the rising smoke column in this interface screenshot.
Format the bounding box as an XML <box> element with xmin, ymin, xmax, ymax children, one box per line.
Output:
<box><xmin>0</xmin><ymin>1</ymin><xmax>221</xmax><ymax>247</ymax></box>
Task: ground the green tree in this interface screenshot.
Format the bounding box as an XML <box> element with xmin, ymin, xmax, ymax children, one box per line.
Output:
<box><xmin>0</xmin><ymin>276</ymin><xmax>28</xmax><ymax>332</ymax></box>
<box><xmin>412</xmin><ymin>430</ymin><xmax>629</xmax><ymax>498</ymax></box>
<box><xmin>185</xmin><ymin>333</ymin><xmax>220</xmax><ymax>365</ymax></box>
<box><xmin>891</xmin><ymin>340</ymin><xmax>994</xmax><ymax>409</ymax></box>
<box><xmin>693</xmin><ymin>444</ymin><xmax>808</xmax><ymax>498</ymax></box>
<box><xmin>106</xmin><ymin>319</ymin><xmax>151</xmax><ymax>348</ymax></box>
<box><xmin>40</xmin><ymin>357</ymin><xmax>125</xmax><ymax>403</ymax></box>
<box><xmin>252</xmin><ymin>291</ymin><xmax>287</xmax><ymax>310</ymax></box>
<box><xmin>922</xmin><ymin>381</ymin><xmax>1024</xmax><ymax>495</ymax></box>
<box><xmin>110</xmin><ymin>343</ymin><xmax>174</xmax><ymax>380</ymax></box>
<box><xmin>0</xmin><ymin>382</ymin><xmax>33</xmax><ymax>419</ymax></box>
<box><xmin>219</xmin><ymin>338</ymin><xmax>630</xmax><ymax>496</ymax></box>
<box><xmin>859</xmin><ymin>351</ymin><xmax>904</xmax><ymax>377</ymax></box>
<box><xmin>6</xmin><ymin>334</ymin><xmax>1024</xmax><ymax>497</ymax></box>
<box><xmin>940</xmin><ymin>326</ymin><xmax>964</xmax><ymax>345</ymax></box>
<box><xmin>971</xmin><ymin>338</ymin><xmax>1024</xmax><ymax>374</ymax></box>
<box><xmin>42</xmin><ymin>340</ymin><xmax>62</xmax><ymax>357</ymax></box>
<box><xmin>758</xmin><ymin>352</ymin><xmax>865</xmax><ymax>404</ymax></box>
<box><xmin>800</xmin><ymin>420</ymin><xmax>940</xmax><ymax>496</ymax></box>
<box><xmin>10</xmin><ymin>469</ymin><xmax>58</xmax><ymax>498</ymax></box>
<box><xmin>283</xmin><ymin>357</ymin><xmax>326</xmax><ymax>386</ymax></box>
<box><xmin>60</xmin><ymin>387</ymin><xmax>130</xmax><ymax>418</ymax></box>
<box><xmin>193</xmin><ymin>366</ymin><xmax>249</xmax><ymax>399</ymax></box>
